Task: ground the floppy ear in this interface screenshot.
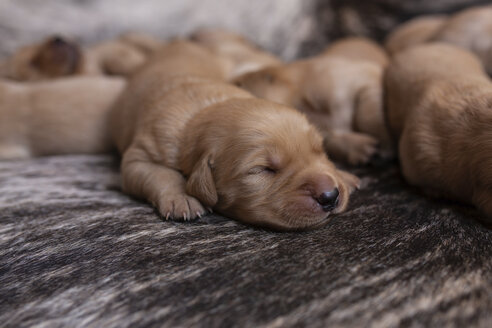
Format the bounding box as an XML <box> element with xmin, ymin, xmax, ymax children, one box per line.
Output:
<box><xmin>186</xmin><ymin>155</ymin><xmax>218</xmax><ymax>207</ymax></box>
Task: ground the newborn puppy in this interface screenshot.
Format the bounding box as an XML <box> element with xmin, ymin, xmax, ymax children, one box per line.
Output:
<box><xmin>0</xmin><ymin>36</ymin><xmax>83</xmax><ymax>81</ymax></box>
<box><xmin>0</xmin><ymin>76</ymin><xmax>125</xmax><ymax>159</ymax></box>
<box><xmin>385</xmin><ymin>15</ymin><xmax>447</xmax><ymax>55</ymax></box>
<box><xmin>385</xmin><ymin>43</ymin><xmax>492</xmax><ymax>220</ymax></box>
<box><xmin>323</xmin><ymin>37</ymin><xmax>389</xmax><ymax>67</ymax></box>
<box><xmin>0</xmin><ymin>34</ymin><xmax>158</xmax><ymax>81</ymax></box>
<box><xmin>189</xmin><ymin>28</ymin><xmax>282</xmax><ymax>80</ymax></box>
<box><xmin>430</xmin><ymin>5</ymin><xmax>492</xmax><ymax>75</ymax></box>
<box><xmin>233</xmin><ymin>39</ymin><xmax>392</xmax><ymax>165</ymax></box>
<box><xmin>110</xmin><ymin>41</ymin><xmax>359</xmax><ymax>230</ymax></box>
<box><xmin>385</xmin><ymin>6</ymin><xmax>492</xmax><ymax>74</ymax></box>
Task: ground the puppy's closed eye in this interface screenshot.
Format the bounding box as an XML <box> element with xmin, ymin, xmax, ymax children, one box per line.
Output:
<box><xmin>248</xmin><ymin>165</ymin><xmax>278</xmax><ymax>175</ymax></box>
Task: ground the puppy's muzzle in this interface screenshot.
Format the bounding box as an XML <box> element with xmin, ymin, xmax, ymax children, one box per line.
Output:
<box><xmin>315</xmin><ymin>188</ymin><xmax>339</xmax><ymax>212</ymax></box>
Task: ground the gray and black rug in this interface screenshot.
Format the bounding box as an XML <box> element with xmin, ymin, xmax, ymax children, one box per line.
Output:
<box><xmin>1</xmin><ymin>155</ymin><xmax>491</xmax><ymax>327</ymax></box>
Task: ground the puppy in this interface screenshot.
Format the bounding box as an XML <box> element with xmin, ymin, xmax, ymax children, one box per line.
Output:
<box><xmin>385</xmin><ymin>43</ymin><xmax>492</xmax><ymax>220</ymax></box>
<box><xmin>0</xmin><ymin>34</ymin><xmax>159</xmax><ymax>81</ymax></box>
<box><xmin>430</xmin><ymin>5</ymin><xmax>492</xmax><ymax>75</ymax></box>
<box><xmin>110</xmin><ymin>41</ymin><xmax>359</xmax><ymax>230</ymax></box>
<box><xmin>189</xmin><ymin>28</ymin><xmax>282</xmax><ymax>80</ymax></box>
<box><xmin>323</xmin><ymin>37</ymin><xmax>389</xmax><ymax>67</ymax></box>
<box><xmin>0</xmin><ymin>76</ymin><xmax>125</xmax><ymax>159</ymax></box>
<box><xmin>233</xmin><ymin>39</ymin><xmax>392</xmax><ymax>165</ymax></box>
<box><xmin>385</xmin><ymin>6</ymin><xmax>492</xmax><ymax>74</ymax></box>
<box><xmin>385</xmin><ymin>15</ymin><xmax>447</xmax><ymax>55</ymax></box>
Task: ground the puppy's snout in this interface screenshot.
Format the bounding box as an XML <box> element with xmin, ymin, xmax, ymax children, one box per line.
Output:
<box><xmin>315</xmin><ymin>188</ymin><xmax>339</xmax><ymax>211</ymax></box>
<box><xmin>50</xmin><ymin>36</ymin><xmax>68</xmax><ymax>47</ymax></box>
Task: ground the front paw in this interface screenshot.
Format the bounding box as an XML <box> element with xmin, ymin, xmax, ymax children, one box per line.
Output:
<box><xmin>340</xmin><ymin>133</ymin><xmax>379</xmax><ymax>166</ymax></box>
<box><xmin>156</xmin><ymin>193</ymin><xmax>207</xmax><ymax>221</ymax></box>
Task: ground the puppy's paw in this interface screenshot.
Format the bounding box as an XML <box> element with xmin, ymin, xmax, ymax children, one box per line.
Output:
<box><xmin>344</xmin><ymin>134</ymin><xmax>379</xmax><ymax>166</ymax></box>
<box><xmin>156</xmin><ymin>194</ymin><xmax>207</xmax><ymax>221</ymax></box>
<box><xmin>338</xmin><ymin>170</ymin><xmax>361</xmax><ymax>194</ymax></box>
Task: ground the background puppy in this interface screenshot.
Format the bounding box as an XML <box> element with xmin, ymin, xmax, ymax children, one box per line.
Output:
<box><xmin>385</xmin><ymin>15</ymin><xmax>448</xmax><ymax>55</ymax></box>
<box><xmin>0</xmin><ymin>76</ymin><xmax>125</xmax><ymax>159</ymax></box>
<box><xmin>385</xmin><ymin>43</ymin><xmax>492</xmax><ymax>220</ymax></box>
<box><xmin>322</xmin><ymin>37</ymin><xmax>389</xmax><ymax>67</ymax></box>
<box><xmin>385</xmin><ymin>6</ymin><xmax>492</xmax><ymax>74</ymax></box>
<box><xmin>190</xmin><ymin>28</ymin><xmax>282</xmax><ymax>80</ymax></box>
<box><xmin>233</xmin><ymin>38</ymin><xmax>392</xmax><ymax>165</ymax></box>
<box><xmin>110</xmin><ymin>41</ymin><xmax>359</xmax><ymax>230</ymax></box>
<box><xmin>0</xmin><ymin>33</ymin><xmax>162</xmax><ymax>81</ymax></box>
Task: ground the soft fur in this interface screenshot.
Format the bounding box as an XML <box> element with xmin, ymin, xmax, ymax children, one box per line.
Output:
<box><xmin>385</xmin><ymin>15</ymin><xmax>448</xmax><ymax>55</ymax></box>
<box><xmin>0</xmin><ymin>33</ymin><xmax>162</xmax><ymax>81</ymax></box>
<box><xmin>0</xmin><ymin>76</ymin><xmax>125</xmax><ymax>159</ymax></box>
<box><xmin>385</xmin><ymin>43</ymin><xmax>492</xmax><ymax>221</ymax></box>
<box><xmin>190</xmin><ymin>28</ymin><xmax>282</xmax><ymax>80</ymax></box>
<box><xmin>385</xmin><ymin>6</ymin><xmax>492</xmax><ymax>74</ymax></box>
<box><xmin>233</xmin><ymin>37</ymin><xmax>392</xmax><ymax>165</ymax></box>
<box><xmin>110</xmin><ymin>41</ymin><xmax>359</xmax><ymax>230</ymax></box>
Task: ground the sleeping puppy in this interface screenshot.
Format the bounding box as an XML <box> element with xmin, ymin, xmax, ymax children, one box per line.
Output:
<box><xmin>233</xmin><ymin>39</ymin><xmax>392</xmax><ymax>165</ymax></box>
<box><xmin>385</xmin><ymin>43</ymin><xmax>492</xmax><ymax>220</ymax></box>
<box><xmin>385</xmin><ymin>15</ymin><xmax>447</xmax><ymax>55</ymax></box>
<box><xmin>430</xmin><ymin>5</ymin><xmax>492</xmax><ymax>75</ymax></box>
<box><xmin>385</xmin><ymin>6</ymin><xmax>492</xmax><ymax>74</ymax></box>
<box><xmin>0</xmin><ymin>33</ymin><xmax>160</xmax><ymax>81</ymax></box>
<box><xmin>110</xmin><ymin>41</ymin><xmax>360</xmax><ymax>230</ymax></box>
<box><xmin>322</xmin><ymin>37</ymin><xmax>389</xmax><ymax>67</ymax></box>
<box><xmin>0</xmin><ymin>76</ymin><xmax>125</xmax><ymax>159</ymax></box>
<box><xmin>189</xmin><ymin>28</ymin><xmax>282</xmax><ymax>80</ymax></box>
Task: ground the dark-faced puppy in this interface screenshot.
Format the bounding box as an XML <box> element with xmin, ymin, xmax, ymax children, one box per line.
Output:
<box><xmin>385</xmin><ymin>43</ymin><xmax>492</xmax><ymax>221</ymax></box>
<box><xmin>110</xmin><ymin>41</ymin><xmax>359</xmax><ymax>230</ymax></box>
<box><xmin>0</xmin><ymin>36</ymin><xmax>82</xmax><ymax>81</ymax></box>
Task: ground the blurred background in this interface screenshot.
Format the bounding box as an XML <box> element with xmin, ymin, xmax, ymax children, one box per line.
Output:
<box><xmin>0</xmin><ymin>0</ymin><xmax>488</xmax><ymax>59</ymax></box>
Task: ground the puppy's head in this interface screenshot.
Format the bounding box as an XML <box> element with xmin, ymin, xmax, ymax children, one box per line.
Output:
<box><xmin>233</xmin><ymin>67</ymin><xmax>303</xmax><ymax>108</ymax></box>
<box><xmin>183</xmin><ymin>98</ymin><xmax>360</xmax><ymax>230</ymax></box>
<box><xmin>1</xmin><ymin>36</ymin><xmax>82</xmax><ymax>81</ymax></box>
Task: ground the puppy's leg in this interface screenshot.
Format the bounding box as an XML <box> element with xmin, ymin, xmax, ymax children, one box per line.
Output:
<box><xmin>323</xmin><ymin>130</ymin><xmax>378</xmax><ymax>165</ymax></box>
<box><xmin>121</xmin><ymin>147</ymin><xmax>206</xmax><ymax>220</ymax></box>
<box><xmin>354</xmin><ymin>84</ymin><xmax>394</xmax><ymax>160</ymax></box>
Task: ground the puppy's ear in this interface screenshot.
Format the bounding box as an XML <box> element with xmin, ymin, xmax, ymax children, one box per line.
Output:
<box><xmin>186</xmin><ymin>154</ymin><xmax>218</xmax><ymax>207</ymax></box>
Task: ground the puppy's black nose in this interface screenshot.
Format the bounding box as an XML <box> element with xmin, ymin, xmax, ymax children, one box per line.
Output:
<box><xmin>50</xmin><ymin>36</ymin><xmax>68</xmax><ymax>46</ymax></box>
<box><xmin>316</xmin><ymin>188</ymin><xmax>339</xmax><ymax>211</ymax></box>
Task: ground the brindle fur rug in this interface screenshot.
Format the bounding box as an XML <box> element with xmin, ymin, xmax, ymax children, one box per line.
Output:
<box><xmin>1</xmin><ymin>155</ymin><xmax>491</xmax><ymax>327</ymax></box>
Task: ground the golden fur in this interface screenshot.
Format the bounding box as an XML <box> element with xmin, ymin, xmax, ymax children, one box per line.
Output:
<box><xmin>385</xmin><ymin>43</ymin><xmax>492</xmax><ymax>220</ymax></box>
<box><xmin>385</xmin><ymin>6</ymin><xmax>492</xmax><ymax>74</ymax></box>
<box><xmin>233</xmin><ymin>38</ymin><xmax>392</xmax><ymax>165</ymax></box>
<box><xmin>323</xmin><ymin>37</ymin><xmax>389</xmax><ymax>67</ymax></box>
<box><xmin>110</xmin><ymin>41</ymin><xmax>359</xmax><ymax>230</ymax></box>
<box><xmin>190</xmin><ymin>28</ymin><xmax>282</xmax><ymax>80</ymax></box>
<box><xmin>0</xmin><ymin>33</ymin><xmax>162</xmax><ymax>81</ymax></box>
<box><xmin>385</xmin><ymin>15</ymin><xmax>447</xmax><ymax>55</ymax></box>
<box><xmin>0</xmin><ymin>76</ymin><xmax>125</xmax><ymax>159</ymax></box>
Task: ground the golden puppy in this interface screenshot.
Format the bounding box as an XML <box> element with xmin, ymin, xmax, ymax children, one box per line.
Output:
<box><xmin>385</xmin><ymin>6</ymin><xmax>492</xmax><ymax>74</ymax></box>
<box><xmin>430</xmin><ymin>6</ymin><xmax>492</xmax><ymax>75</ymax></box>
<box><xmin>0</xmin><ymin>34</ymin><xmax>160</xmax><ymax>81</ymax></box>
<box><xmin>233</xmin><ymin>39</ymin><xmax>392</xmax><ymax>165</ymax></box>
<box><xmin>385</xmin><ymin>43</ymin><xmax>492</xmax><ymax>220</ymax></box>
<box><xmin>0</xmin><ymin>76</ymin><xmax>125</xmax><ymax>159</ymax></box>
<box><xmin>110</xmin><ymin>41</ymin><xmax>359</xmax><ymax>230</ymax></box>
<box><xmin>323</xmin><ymin>37</ymin><xmax>389</xmax><ymax>67</ymax></box>
<box><xmin>189</xmin><ymin>28</ymin><xmax>282</xmax><ymax>80</ymax></box>
<box><xmin>385</xmin><ymin>15</ymin><xmax>447</xmax><ymax>55</ymax></box>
